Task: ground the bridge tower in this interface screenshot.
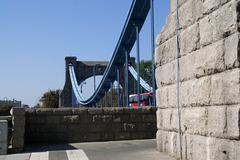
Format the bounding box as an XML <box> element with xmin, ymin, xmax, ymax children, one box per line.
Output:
<box><xmin>59</xmin><ymin>56</ymin><xmax>135</xmax><ymax>107</ymax></box>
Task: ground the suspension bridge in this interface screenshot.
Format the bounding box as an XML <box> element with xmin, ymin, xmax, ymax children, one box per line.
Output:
<box><xmin>60</xmin><ymin>0</ymin><xmax>156</xmax><ymax>108</ymax></box>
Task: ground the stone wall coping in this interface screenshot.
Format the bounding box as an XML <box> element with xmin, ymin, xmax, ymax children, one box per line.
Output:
<box><xmin>25</xmin><ymin>107</ymin><xmax>157</xmax><ymax>116</ymax></box>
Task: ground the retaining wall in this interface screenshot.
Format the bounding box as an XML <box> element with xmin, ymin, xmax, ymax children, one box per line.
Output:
<box><xmin>24</xmin><ymin>107</ymin><xmax>156</xmax><ymax>144</ymax></box>
<box><xmin>155</xmin><ymin>0</ymin><xmax>240</xmax><ymax>159</ymax></box>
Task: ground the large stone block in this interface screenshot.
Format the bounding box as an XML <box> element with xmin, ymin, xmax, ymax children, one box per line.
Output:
<box><xmin>179</xmin><ymin>53</ymin><xmax>195</xmax><ymax>81</ymax></box>
<box><xmin>156</xmin><ymin>84</ymin><xmax>177</xmax><ymax>109</ymax></box>
<box><xmin>200</xmin><ymin>1</ymin><xmax>237</xmax><ymax>46</ymax></box>
<box><xmin>26</xmin><ymin>116</ymin><xmax>45</xmax><ymax>124</ymax></box>
<box><xmin>194</xmin><ymin>40</ymin><xmax>225</xmax><ymax>78</ymax></box>
<box><xmin>180</xmin><ymin>23</ymin><xmax>200</xmax><ymax>55</ymax></box>
<box><xmin>224</xmin><ymin>33</ymin><xmax>240</xmax><ymax>69</ymax></box>
<box><xmin>156</xmin><ymin>60</ymin><xmax>176</xmax><ymax>87</ymax></box>
<box><xmin>199</xmin><ymin>15</ymin><xmax>213</xmax><ymax>46</ymax></box>
<box><xmin>168</xmin><ymin>84</ymin><xmax>177</xmax><ymax>107</ymax></box>
<box><xmin>181</xmin><ymin>107</ymin><xmax>208</xmax><ymax>135</ymax></box>
<box><xmin>186</xmin><ymin>135</ymin><xmax>208</xmax><ymax>160</ymax></box>
<box><xmin>207</xmin><ymin>138</ymin><xmax>235</xmax><ymax>160</ymax></box>
<box><xmin>203</xmin><ymin>0</ymin><xmax>231</xmax><ymax>15</ymax></box>
<box><xmin>170</xmin><ymin>0</ymin><xmax>188</xmax><ymax>13</ymax></box>
<box><xmin>46</xmin><ymin>116</ymin><xmax>61</xmax><ymax>124</ymax></box>
<box><xmin>155</xmin><ymin>36</ymin><xmax>177</xmax><ymax>67</ymax></box>
<box><xmin>161</xmin><ymin>109</ymin><xmax>173</xmax><ymax>131</ymax></box>
<box><xmin>156</xmin><ymin>109</ymin><xmax>162</xmax><ymax>129</ymax></box>
<box><xmin>179</xmin><ymin>0</ymin><xmax>196</xmax><ymax>29</ymax></box>
<box><xmin>226</xmin><ymin>105</ymin><xmax>240</xmax><ymax>139</ymax></box>
<box><xmin>208</xmin><ymin>106</ymin><xmax>227</xmax><ymax>138</ymax></box>
<box><xmin>61</xmin><ymin>115</ymin><xmax>80</xmax><ymax>124</ymax></box>
<box><xmin>156</xmin><ymin>13</ymin><xmax>176</xmax><ymax>46</ymax></box>
<box><xmin>12</xmin><ymin>116</ymin><xmax>25</xmax><ymax>126</ymax></box>
<box><xmin>210</xmin><ymin>69</ymin><xmax>240</xmax><ymax>105</ymax></box>
<box><xmin>156</xmin><ymin>130</ymin><xmax>163</xmax><ymax>151</ymax></box>
<box><xmin>157</xmin><ymin>130</ymin><xmax>187</xmax><ymax>159</ymax></box>
<box><xmin>233</xmin><ymin>140</ymin><xmax>240</xmax><ymax>159</ymax></box>
<box><xmin>212</xmin><ymin>1</ymin><xmax>238</xmax><ymax>41</ymax></box>
<box><xmin>156</xmin><ymin>87</ymin><xmax>169</xmax><ymax>108</ymax></box>
<box><xmin>157</xmin><ymin>130</ymin><xmax>172</xmax><ymax>153</ymax></box>
<box><xmin>142</xmin><ymin>114</ymin><xmax>156</xmax><ymax>123</ymax></box>
<box><xmin>0</xmin><ymin>120</ymin><xmax>7</xmax><ymax>143</ymax></box>
<box><xmin>180</xmin><ymin>76</ymin><xmax>211</xmax><ymax>107</ymax></box>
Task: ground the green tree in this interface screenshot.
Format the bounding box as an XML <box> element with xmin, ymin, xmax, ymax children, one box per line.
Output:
<box><xmin>140</xmin><ymin>60</ymin><xmax>152</xmax><ymax>87</ymax></box>
<box><xmin>0</xmin><ymin>104</ymin><xmax>12</xmax><ymax>116</ymax></box>
<box><xmin>40</xmin><ymin>90</ymin><xmax>60</xmax><ymax>108</ymax></box>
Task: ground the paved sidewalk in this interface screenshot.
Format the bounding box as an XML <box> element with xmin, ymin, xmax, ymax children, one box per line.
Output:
<box><xmin>0</xmin><ymin>139</ymin><xmax>175</xmax><ymax>160</ymax></box>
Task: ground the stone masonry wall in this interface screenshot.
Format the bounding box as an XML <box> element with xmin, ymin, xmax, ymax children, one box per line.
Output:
<box><xmin>155</xmin><ymin>0</ymin><xmax>240</xmax><ymax>159</ymax></box>
<box><xmin>24</xmin><ymin>107</ymin><xmax>156</xmax><ymax>144</ymax></box>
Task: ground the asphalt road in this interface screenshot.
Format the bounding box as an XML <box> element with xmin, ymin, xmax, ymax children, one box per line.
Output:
<box><xmin>1</xmin><ymin>139</ymin><xmax>175</xmax><ymax>160</ymax></box>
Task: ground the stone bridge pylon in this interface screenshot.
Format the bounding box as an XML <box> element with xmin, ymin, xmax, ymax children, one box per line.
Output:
<box><xmin>155</xmin><ymin>0</ymin><xmax>240</xmax><ymax>159</ymax></box>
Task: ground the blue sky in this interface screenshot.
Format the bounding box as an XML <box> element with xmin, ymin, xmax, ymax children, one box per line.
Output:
<box><xmin>0</xmin><ymin>0</ymin><xmax>170</xmax><ymax>106</ymax></box>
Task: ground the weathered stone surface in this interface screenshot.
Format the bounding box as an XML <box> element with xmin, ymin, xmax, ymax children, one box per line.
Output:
<box><xmin>224</xmin><ymin>33</ymin><xmax>240</xmax><ymax>69</ymax></box>
<box><xmin>195</xmin><ymin>40</ymin><xmax>225</xmax><ymax>78</ymax></box>
<box><xmin>233</xmin><ymin>140</ymin><xmax>240</xmax><ymax>159</ymax></box>
<box><xmin>12</xmin><ymin>116</ymin><xmax>25</xmax><ymax>126</ymax></box>
<box><xmin>170</xmin><ymin>0</ymin><xmax>188</xmax><ymax>13</ymax></box>
<box><xmin>200</xmin><ymin>1</ymin><xmax>237</xmax><ymax>46</ymax></box>
<box><xmin>52</xmin><ymin>108</ymin><xmax>72</xmax><ymax>115</ymax></box>
<box><xmin>180</xmin><ymin>23</ymin><xmax>200</xmax><ymax>55</ymax></box>
<box><xmin>0</xmin><ymin>120</ymin><xmax>8</xmax><ymax>143</ymax></box>
<box><xmin>208</xmin><ymin>138</ymin><xmax>235</xmax><ymax>160</ymax></box>
<box><xmin>61</xmin><ymin>115</ymin><xmax>80</xmax><ymax>124</ymax></box>
<box><xmin>181</xmin><ymin>107</ymin><xmax>207</xmax><ymax>135</ymax></box>
<box><xmin>161</xmin><ymin>109</ymin><xmax>172</xmax><ymax>131</ymax></box>
<box><xmin>156</xmin><ymin>109</ymin><xmax>162</xmax><ymax>129</ymax></box>
<box><xmin>210</xmin><ymin>69</ymin><xmax>240</xmax><ymax>105</ymax></box>
<box><xmin>156</xmin><ymin>87</ymin><xmax>168</xmax><ymax>108</ymax></box>
<box><xmin>180</xmin><ymin>53</ymin><xmax>195</xmax><ymax>81</ymax></box>
<box><xmin>179</xmin><ymin>0</ymin><xmax>196</xmax><ymax>29</ymax></box>
<box><xmin>142</xmin><ymin>115</ymin><xmax>156</xmax><ymax>122</ymax></box>
<box><xmin>155</xmin><ymin>36</ymin><xmax>177</xmax><ymax>67</ymax></box>
<box><xmin>226</xmin><ymin>105</ymin><xmax>240</xmax><ymax>139</ymax></box>
<box><xmin>155</xmin><ymin>0</ymin><xmax>240</xmax><ymax>159</ymax></box>
<box><xmin>212</xmin><ymin>1</ymin><xmax>238</xmax><ymax>41</ymax></box>
<box><xmin>199</xmin><ymin>15</ymin><xmax>213</xmax><ymax>46</ymax></box>
<box><xmin>26</xmin><ymin>116</ymin><xmax>45</xmax><ymax>124</ymax></box>
<box><xmin>202</xmin><ymin>0</ymin><xmax>230</xmax><ymax>15</ymax></box>
<box><xmin>46</xmin><ymin>116</ymin><xmax>61</xmax><ymax>124</ymax></box>
<box><xmin>180</xmin><ymin>76</ymin><xmax>211</xmax><ymax>107</ymax></box>
<box><xmin>35</xmin><ymin>108</ymin><xmax>52</xmax><ymax>115</ymax></box>
<box><xmin>88</xmin><ymin>108</ymin><xmax>103</xmax><ymax>114</ymax></box>
<box><xmin>187</xmin><ymin>135</ymin><xmax>208</xmax><ymax>160</ymax></box>
<box><xmin>208</xmin><ymin>106</ymin><xmax>227</xmax><ymax>137</ymax></box>
<box><xmin>72</xmin><ymin>108</ymin><xmax>88</xmax><ymax>115</ymax></box>
<box><xmin>156</xmin><ymin>13</ymin><xmax>176</xmax><ymax>46</ymax></box>
<box><xmin>156</xmin><ymin>61</ymin><xmax>176</xmax><ymax>87</ymax></box>
<box><xmin>10</xmin><ymin>107</ymin><xmax>25</xmax><ymax>116</ymax></box>
<box><xmin>156</xmin><ymin>84</ymin><xmax>177</xmax><ymax>109</ymax></box>
<box><xmin>25</xmin><ymin>107</ymin><xmax>157</xmax><ymax>143</ymax></box>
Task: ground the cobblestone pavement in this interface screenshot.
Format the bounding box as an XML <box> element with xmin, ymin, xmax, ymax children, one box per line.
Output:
<box><xmin>0</xmin><ymin>139</ymin><xmax>175</xmax><ymax>160</ymax></box>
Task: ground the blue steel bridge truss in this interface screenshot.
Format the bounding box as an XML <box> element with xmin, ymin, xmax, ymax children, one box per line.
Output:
<box><xmin>68</xmin><ymin>0</ymin><xmax>154</xmax><ymax>107</ymax></box>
